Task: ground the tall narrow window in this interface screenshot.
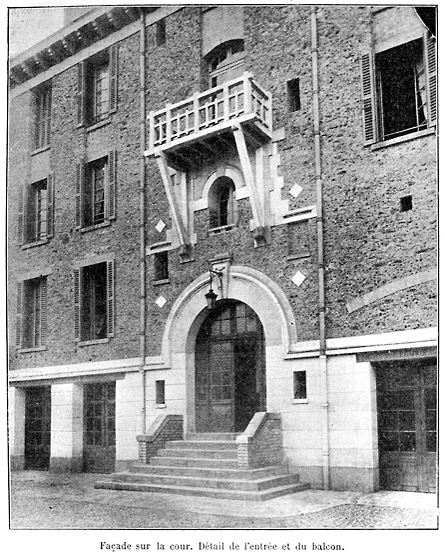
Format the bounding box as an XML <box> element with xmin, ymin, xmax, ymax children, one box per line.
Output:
<box><xmin>34</xmin><ymin>84</ymin><xmax>51</xmax><ymax>150</ymax></box>
<box><xmin>287</xmin><ymin>78</ymin><xmax>300</xmax><ymax>112</ymax></box>
<box><xmin>19</xmin><ymin>175</ymin><xmax>55</xmax><ymax>246</ymax></box>
<box><xmin>209</xmin><ymin>177</ymin><xmax>236</xmax><ymax>230</ymax></box>
<box><xmin>156</xmin><ymin>19</ymin><xmax>166</xmax><ymax>46</ymax></box>
<box><xmin>156</xmin><ymin>380</ymin><xmax>166</xmax><ymax>405</ymax></box>
<box><xmin>17</xmin><ymin>276</ymin><xmax>48</xmax><ymax>349</ymax></box>
<box><xmin>293</xmin><ymin>371</ymin><xmax>307</xmax><ymax>401</ymax></box>
<box><xmin>154</xmin><ymin>251</ymin><xmax>169</xmax><ymax>281</ymax></box>
<box><xmin>92</xmin><ymin>63</ymin><xmax>109</xmax><ymax>124</ymax></box>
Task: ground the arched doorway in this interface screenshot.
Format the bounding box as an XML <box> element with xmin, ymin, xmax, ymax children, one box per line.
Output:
<box><xmin>195</xmin><ymin>300</ymin><xmax>266</xmax><ymax>433</ymax></box>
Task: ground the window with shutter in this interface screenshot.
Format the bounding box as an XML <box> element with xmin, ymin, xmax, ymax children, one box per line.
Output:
<box><xmin>75</xmin><ymin>260</ymin><xmax>115</xmax><ymax>342</ymax></box>
<box><xmin>78</xmin><ymin>45</ymin><xmax>118</xmax><ymax>127</ymax></box>
<box><xmin>21</xmin><ymin>178</ymin><xmax>54</xmax><ymax>245</ymax></box>
<box><xmin>78</xmin><ymin>152</ymin><xmax>116</xmax><ymax>230</ymax></box>
<box><xmin>361</xmin><ymin>34</ymin><xmax>436</xmax><ymax>145</ymax></box>
<box><xmin>18</xmin><ymin>276</ymin><xmax>48</xmax><ymax>349</ymax></box>
<box><xmin>34</xmin><ymin>84</ymin><xmax>51</xmax><ymax>150</ymax></box>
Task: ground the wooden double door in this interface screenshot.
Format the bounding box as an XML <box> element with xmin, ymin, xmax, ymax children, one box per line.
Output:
<box><xmin>376</xmin><ymin>359</ymin><xmax>437</xmax><ymax>492</ymax></box>
<box><xmin>195</xmin><ymin>301</ymin><xmax>266</xmax><ymax>433</ymax></box>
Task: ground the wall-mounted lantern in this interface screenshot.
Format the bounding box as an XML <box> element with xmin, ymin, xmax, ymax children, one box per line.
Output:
<box><xmin>205</xmin><ymin>268</ymin><xmax>223</xmax><ymax>310</ymax></box>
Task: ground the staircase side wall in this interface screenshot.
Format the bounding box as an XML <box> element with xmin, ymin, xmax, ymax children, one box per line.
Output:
<box><xmin>237</xmin><ymin>413</ymin><xmax>284</xmax><ymax>468</ymax></box>
<box><xmin>137</xmin><ymin>414</ymin><xmax>184</xmax><ymax>464</ymax></box>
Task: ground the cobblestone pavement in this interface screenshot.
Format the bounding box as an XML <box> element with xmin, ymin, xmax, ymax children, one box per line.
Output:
<box><xmin>9</xmin><ymin>471</ymin><xmax>438</xmax><ymax>530</ymax></box>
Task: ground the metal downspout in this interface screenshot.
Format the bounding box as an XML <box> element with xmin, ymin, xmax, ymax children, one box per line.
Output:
<box><xmin>311</xmin><ymin>6</ymin><xmax>330</xmax><ymax>490</ymax></box>
<box><xmin>139</xmin><ymin>11</ymin><xmax>147</xmax><ymax>435</ymax></box>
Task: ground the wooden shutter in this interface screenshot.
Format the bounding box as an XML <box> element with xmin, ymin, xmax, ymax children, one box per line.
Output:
<box><xmin>360</xmin><ymin>52</ymin><xmax>377</xmax><ymax>145</ymax></box>
<box><xmin>75</xmin><ymin>161</ymin><xmax>84</xmax><ymax>229</ymax></box>
<box><xmin>16</xmin><ymin>282</ymin><xmax>23</xmax><ymax>348</ymax></box>
<box><xmin>40</xmin><ymin>277</ymin><xmax>48</xmax><ymax>346</ymax></box>
<box><xmin>47</xmin><ymin>173</ymin><xmax>55</xmax><ymax>238</ymax></box>
<box><xmin>106</xmin><ymin>259</ymin><xmax>115</xmax><ymax>338</ymax></box>
<box><xmin>108</xmin><ymin>149</ymin><xmax>116</xmax><ymax>220</ymax></box>
<box><xmin>425</xmin><ymin>34</ymin><xmax>436</xmax><ymax>127</ymax></box>
<box><xmin>109</xmin><ymin>44</ymin><xmax>118</xmax><ymax>114</ymax></box>
<box><xmin>77</xmin><ymin>61</ymin><xmax>86</xmax><ymax>127</ymax></box>
<box><xmin>17</xmin><ymin>185</ymin><xmax>25</xmax><ymax>245</ymax></box>
<box><xmin>73</xmin><ymin>268</ymin><xmax>81</xmax><ymax>341</ymax></box>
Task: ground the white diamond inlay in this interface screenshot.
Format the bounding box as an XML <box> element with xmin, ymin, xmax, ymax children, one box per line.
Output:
<box><xmin>290</xmin><ymin>183</ymin><xmax>303</xmax><ymax>198</ymax></box>
<box><xmin>155</xmin><ymin>295</ymin><xmax>167</xmax><ymax>308</ymax></box>
<box><xmin>155</xmin><ymin>220</ymin><xmax>166</xmax><ymax>233</ymax></box>
<box><xmin>292</xmin><ymin>271</ymin><xmax>306</xmax><ymax>287</ymax></box>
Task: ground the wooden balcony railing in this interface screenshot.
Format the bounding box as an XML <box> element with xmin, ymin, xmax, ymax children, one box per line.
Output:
<box><xmin>146</xmin><ymin>73</ymin><xmax>272</xmax><ymax>154</ymax></box>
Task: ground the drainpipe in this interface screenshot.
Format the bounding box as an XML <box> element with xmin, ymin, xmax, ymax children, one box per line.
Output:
<box><xmin>311</xmin><ymin>6</ymin><xmax>330</xmax><ymax>490</ymax></box>
<box><xmin>138</xmin><ymin>10</ymin><xmax>147</xmax><ymax>435</ymax></box>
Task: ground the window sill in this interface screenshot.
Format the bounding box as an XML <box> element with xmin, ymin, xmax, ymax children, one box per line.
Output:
<box><xmin>18</xmin><ymin>346</ymin><xmax>47</xmax><ymax>353</ymax></box>
<box><xmin>31</xmin><ymin>145</ymin><xmax>50</xmax><ymax>156</ymax></box>
<box><xmin>287</xmin><ymin>251</ymin><xmax>310</xmax><ymax>261</ymax></box>
<box><xmin>22</xmin><ymin>238</ymin><xmax>49</xmax><ymax>249</ymax></box>
<box><xmin>155</xmin><ymin>403</ymin><xmax>167</xmax><ymax>409</ymax></box>
<box><xmin>208</xmin><ymin>224</ymin><xmax>236</xmax><ymax>235</ymax></box>
<box><xmin>292</xmin><ymin>399</ymin><xmax>308</xmax><ymax>405</ymax></box>
<box><xmin>77</xmin><ymin>338</ymin><xmax>110</xmax><ymax>346</ymax></box>
<box><xmin>86</xmin><ymin>118</ymin><xmax>112</xmax><ymax>132</ymax></box>
<box><xmin>370</xmin><ymin>127</ymin><xmax>436</xmax><ymax>151</ymax></box>
<box><xmin>153</xmin><ymin>278</ymin><xmax>170</xmax><ymax>286</ymax></box>
<box><xmin>80</xmin><ymin>221</ymin><xmax>111</xmax><ymax>233</ymax></box>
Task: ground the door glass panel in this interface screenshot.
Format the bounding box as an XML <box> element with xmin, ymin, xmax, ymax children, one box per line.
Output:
<box><xmin>400</xmin><ymin>431</ymin><xmax>416</xmax><ymax>452</ymax></box>
<box><xmin>399</xmin><ymin>410</ymin><xmax>415</xmax><ymax>430</ymax></box>
<box><xmin>426</xmin><ymin>432</ymin><xmax>436</xmax><ymax>452</ymax></box>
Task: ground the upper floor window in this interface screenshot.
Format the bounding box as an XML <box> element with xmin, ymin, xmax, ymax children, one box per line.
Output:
<box><xmin>207</xmin><ymin>40</ymin><xmax>245</xmax><ymax>87</ymax></box>
<box><xmin>16</xmin><ymin>275</ymin><xmax>48</xmax><ymax>350</ymax></box>
<box><xmin>361</xmin><ymin>34</ymin><xmax>436</xmax><ymax>145</ymax></box>
<box><xmin>75</xmin><ymin>151</ymin><xmax>116</xmax><ymax>230</ymax></box>
<box><xmin>156</xmin><ymin>19</ymin><xmax>166</xmax><ymax>46</ymax></box>
<box><xmin>34</xmin><ymin>84</ymin><xmax>51</xmax><ymax>150</ymax></box>
<box><xmin>74</xmin><ymin>259</ymin><xmax>115</xmax><ymax>342</ymax></box>
<box><xmin>209</xmin><ymin>177</ymin><xmax>236</xmax><ymax>230</ymax></box>
<box><xmin>77</xmin><ymin>45</ymin><xmax>118</xmax><ymax>127</ymax></box>
<box><xmin>17</xmin><ymin>175</ymin><xmax>55</xmax><ymax>246</ymax></box>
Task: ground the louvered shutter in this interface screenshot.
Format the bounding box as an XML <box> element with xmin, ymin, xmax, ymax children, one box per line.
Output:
<box><xmin>73</xmin><ymin>268</ymin><xmax>81</xmax><ymax>341</ymax></box>
<box><xmin>47</xmin><ymin>173</ymin><xmax>55</xmax><ymax>238</ymax></box>
<box><xmin>108</xmin><ymin>149</ymin><xmax>116</xmax><ymax>220</ymax></box>
<box><xmin>17</xmin><ymin>185</ymin><xmax>25</xmax><ymax>245</ymax></box>
<box><xmin>75</xmin><ymin>161</ymin><xmax>84</xmax><ymax>229</ymax></box>
<box><xmin>40</xmin><ymin>277</ymin><xmax>48</xmax><ymax>346</ymax></box>
<box><xmin>77</xmin><ymin>62</ymin><xmax>86</xmax><ymax>127</ymax></box>
<box><xmin>109</xmin><ymin>44</ymin><xmax>118</xmax><ymax>114</ymax></box>
<box><xmin>16</xmin><ymin>282</ymin><xmax>23</xmax><ymax>348</ymax></box>
<box><xmin>106</xmin><ymin>259</ymin><xmax>115</xmax><ymax>338</ymax></box>
<box><xmin>360</xmin><ymin>52</ymin><xmax>377</xmax><ymax>145</ymax></box>
<box><xmin>425</xmin><ymin>34</ymin><xmax>436</xmax><ymax>127</ymax></box>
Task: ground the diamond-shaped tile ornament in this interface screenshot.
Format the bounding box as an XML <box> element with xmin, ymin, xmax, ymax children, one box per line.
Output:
<box><xmin>290</xmin><ymin>183</ymin><xmax>303</xmax><ymax>199</ymax></box>
<box><xmin>155</xmin><ymin>219</ymin><xmax>166</xmax><ymax>233</ymax></box>
<box><xmin>155</xmin><ymin>295</ymin><xmax>167</xmax><ymax>308</ymax></box>
<box><xmin>292</xmin><ymin>271</ymin><xmax>306</xmax><ymax>287</ymax></box>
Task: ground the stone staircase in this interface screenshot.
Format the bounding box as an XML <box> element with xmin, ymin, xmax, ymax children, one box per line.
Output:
<box><xmin>95</xmin><ymin>433</ymin><xmax>309</xmax><ymax>501</ymax></box>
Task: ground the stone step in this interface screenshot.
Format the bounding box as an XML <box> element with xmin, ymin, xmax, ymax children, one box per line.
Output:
<box><xmin>129</xmin><ymin>463</ymin><xmax>289</xmax><ymax>480</ymax></box>
<box><xmin>186</xmin><ymin>433</ymin><xmax>238</xmax><ymax>441</ymax></box>
<box><xmin>166</xmin><ymin>440</ymin><xmax>238</xmax><ymax>451</ymax></box>
<box><xmin>158</xmin><ymin>448</ymin><xmax>238</xmax><ymax>460</ymax></box>
<box><xmin>108</xmin><ymin>471</ymin><xmax>301</xmax><ymax>491</ymax></box>
<box><xmin>149</xmin><ymin>456</ymin><xmax>240</xmax><ymax>469</ymax></box>
<box><xmin>94</xmin><ymin>480</ymin><xmax>309</xmax><ymax>501</ymax></box>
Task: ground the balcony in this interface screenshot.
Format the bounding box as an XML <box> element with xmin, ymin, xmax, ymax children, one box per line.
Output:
<box><xmin>145</xmin><ymin>73</ymin><xmax>272</xmax><ymax>168</ymax></box>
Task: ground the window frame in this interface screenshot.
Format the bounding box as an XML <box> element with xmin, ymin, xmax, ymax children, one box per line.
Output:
<box><xmin>208</xmin><ymin>177</ymin><xmax>237</xmax><ymax>231</ymax></box>
<box><xmin>293</xmin><ymin>370</ymin><xmax>308</xmax><ymax>404</ymax></box>
<box><xmin>18</xmin><ymin>174</ymin><xmax>55</xmax><ymax>247</ymax></box>
<box><xmin>33</xmin><ymin>83</ymin><xmax>51</xmax><ymax>152</ymax></box>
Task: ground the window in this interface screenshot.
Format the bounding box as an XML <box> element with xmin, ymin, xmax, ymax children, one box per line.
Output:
<box><xmin>209</xmin><ymin>177</ymin><xmax>236</xmax><ymax>230</ymax></box>
<box><xmin>156</xmin><ymin>19</ymin><xmax>166</xmax><ymax>46</ymax></box>
<box><xmin>34</xmin><ymin>84</ymin><xmax>51</xmax><ymax>150</ymax></box>
<box><xmin>75</xmin><ymin>151</ymin><xmax>116</xmax><ymax>229</ymax></box>
<box><xmin>18</xmin><ymin>175</ymin><xmax>55</xmax><ymax>246</ymax></box>
<box><xmin>77</xmin><ymin>45</ymin><xmax>118</xmax><ymax>127</ymax></box>
<box><xmin>293</xmin><ymin>371</ymin><xmax>307</xmax><ymax>401</ymax></box>
<box><xmin>207</xmin><ymin>40</ymin><xmax>245</xmax><ymax>87</ymax></box>
<box><xmin>287</xmin><ymin>78</ymin><xmax>300</xmax><ymax>112</ymax></box>
<box><xmin>154</xmin><ymin>251</ymin><xmax>169</xmax><ymax>281</ymax></box>
<box><xmin>16</xmin><ymin>276</ymin><xmax>47</xmax><ymax>350</ymax></box>
<box><xmin>400</xmin><ymin>195</ymin><xmax>413</xmax><ymax>212</ymax></box>
<box><xmin>361</xmin><ymin>34</ymin><xmax>436</xmax><ymax>145</ymax></box>
<box><xmin>74</xmin><ymin>260</ymin><xmax>115</xmax><ymax>342</ymax></box>
<box><xmin>156</xmin><ymin>380</ymin><xmax>166</xmax><ymax>405</ymax></box>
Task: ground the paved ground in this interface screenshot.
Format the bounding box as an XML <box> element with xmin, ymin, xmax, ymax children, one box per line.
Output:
<box><xmin>9</xmin><ymin>471</ymin><xmax>438</xmax><ymax>530</ymax></box>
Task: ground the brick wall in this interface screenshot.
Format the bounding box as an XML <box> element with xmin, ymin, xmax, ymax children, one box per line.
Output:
<box><xmin>237</xmin><ymin>412</ymin><xmax>284</xmax><ymax>469</ymax></box>
<box><xmin>137</xmin><ymin>414</ymin><xmax>184</xmax><ymax>464</ymax></box>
